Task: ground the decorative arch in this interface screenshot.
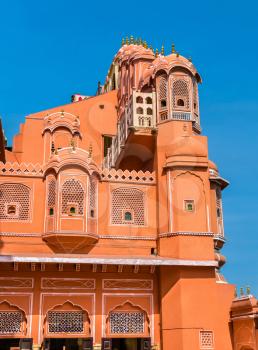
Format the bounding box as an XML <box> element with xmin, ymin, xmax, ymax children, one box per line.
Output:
<box><xmin>43</xmin><ymin>301</ymin><xmax>91</xmax><ymax>337</ymax></box>
<box><xmin>43</xmin><ymin>111</ymin><xmax>81</xmax><ymax>137</ymax></box>
<box><xmin>0</xmin><ymin>300</ymin><xmax>27</xmax><ymax>336</ymax></box>
<box><xmin>105</xmin><ymin>301</ymin><xmax>150</xmax><ymax>337</ymax></box>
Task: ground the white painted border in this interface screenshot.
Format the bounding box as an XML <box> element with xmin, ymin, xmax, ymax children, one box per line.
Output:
<box><xmin>0</xmin><ymin>277</ymin><xmax>34</xmax><ymax>289</ymax></box>
<box><xmin>41</xmin><ymin>278</ymin><xmax>96</xmax><ymax>290</ymax></box>
<box><xmin>38</xmin><ymin>292</ymin><xmax>95</xmax><ymax>344</ymax></box>
<box><xmin>102</xmin><ymin>279</ymin><xmax>153</xmax><ymax>291</ymax></box>
<box><xmin>102</xmin><ymin>293</ymin><xmax>154</xmax><ymax>345</ymax></box>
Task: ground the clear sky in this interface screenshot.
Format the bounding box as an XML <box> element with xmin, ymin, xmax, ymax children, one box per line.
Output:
<box><xmin>0</xmin><ymin>1</ymin><xmax>257</xmax><ymax>295</ymax></box>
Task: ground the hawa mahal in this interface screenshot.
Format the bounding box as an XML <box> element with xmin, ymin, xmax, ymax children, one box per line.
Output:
<box><xmin>0</xmin><ymin>37</ymin><xmax>257</xmax><ymax>350</ymax></box>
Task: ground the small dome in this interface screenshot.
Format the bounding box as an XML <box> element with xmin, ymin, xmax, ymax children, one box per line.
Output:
<box><xmin>166</xmin><ymin>136</ymin><xmax>207</xmax><ymax>158</ymax></box>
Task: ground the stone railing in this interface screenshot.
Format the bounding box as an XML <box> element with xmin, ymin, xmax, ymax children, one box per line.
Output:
<box><xmin>0</xmin><ymin>162</ymin><xmax>44</xmax><ymax>177</ymax></box>
<box><xmin>101</xmin><ymin>168</ymin><xmax>156</xmax><ymax>184</ymax></box>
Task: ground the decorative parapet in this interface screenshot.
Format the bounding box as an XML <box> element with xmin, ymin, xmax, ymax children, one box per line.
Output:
<box><xmin>101</xmin><ymin>168</ymin><xmax>156</xmax><ymax>184</ymax></box>
<box><xmin>0</xmin><ymin>162</ymin><xmax>43</xmax><ymax>177</ymax></box>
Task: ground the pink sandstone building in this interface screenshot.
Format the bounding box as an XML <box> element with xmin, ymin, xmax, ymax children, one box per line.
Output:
<box><xmin>0</xmin><ymin>38</ymin><xmax>257</xmax><ymax>350</ymax></box>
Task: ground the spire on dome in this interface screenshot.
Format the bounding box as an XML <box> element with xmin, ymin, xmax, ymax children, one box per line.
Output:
<box><xmin>161</xmin><ymin>45</ymin><xmax>164</xmax><ymax>55</ymax></box>
<box><xmin>172</xmin><ymin>43</ymin><xmax>176</xmax><ymax>53</ymax></box>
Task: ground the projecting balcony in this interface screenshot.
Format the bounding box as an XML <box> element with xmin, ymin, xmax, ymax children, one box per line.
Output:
<box><xmin>104</xmin><ymin>91</ymin><xmax>157</xmax><ymax>169</ymax></box>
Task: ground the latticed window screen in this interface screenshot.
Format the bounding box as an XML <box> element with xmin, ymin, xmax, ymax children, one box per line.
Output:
<box><xmin>48</xmin><ymin>311</ymin><xmax>84</xmax><ymax>334</ymax></box>
<box><xmin>159</xmin><ymin>76</ymin><xmax>168</xmax><ymax>107</ymax></box>
<box><xmin>172</xmin><ymin>79</ymin><xmax>190</xmax><ymax>109</ymax></box>
<box><xmin>89</xmin><ymin>176</ymin><xmax>97</xmax><ymax>212</ymax></box>
<box><xmin>200</xmin><ymin>331</ymin><xmax>214</xmax><ymax>349</ymax></box>
<box><xmin>0</xmin><ymin>311</ymin><xmax>23</xmax><ymax>334</ymax></box>
<box><xmin>111</xmin><ymin>188</ymin><xmax>145</xmax><ymax>225</ymax></box>
<box><xmin>110</xmin><ymin>312</ymin><xmax>144</xmax><ymax>334</ymax></box>
<box><xmin>61</xmin><ymin>179</ymin><xmax>84</xmax><ymax>215</ymax></box>
<box><xmin>193</xmin><ymin>82</ymin><xmax>199</xmax><ymax>110</ymax></box>
<box><xmin>47</xmin><ymin>179</ymin><xmax>56</xmax><ymax>208</ymax></box>
<box><xmin>0</xmin><ymin>183</ymin><xmax>30</xmax><ymax>221</ymax></box>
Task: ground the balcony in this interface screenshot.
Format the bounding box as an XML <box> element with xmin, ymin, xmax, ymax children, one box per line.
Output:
<box><xmin>104</xmin><ymin>91</ymin><xmax>157</xmax><ymax>168</ymax></box>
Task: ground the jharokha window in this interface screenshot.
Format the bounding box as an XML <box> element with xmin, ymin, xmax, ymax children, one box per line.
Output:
<box><xmin>111</xmin><ymin>188</ymin><xmax>145</xmax><ymax>226</ymax></box>
<box><xmin>0</xmin><ymin>183</ymin><xmax>30</xmax><ymax>221</ymax></box>
<box><xmin>61</xmin><ymin>179</ymin><xmax>84</xmax><ymax>216</ymax></box>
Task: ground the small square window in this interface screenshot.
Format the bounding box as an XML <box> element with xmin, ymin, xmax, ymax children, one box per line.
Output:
<box><xmin>122</xmin><ymin>209</ymin><xmax>134</xmax><ymax>224</ymax></box>
<box><xmin>184</xmin><ymin>200</ymin><xmax>195</xmax><ymax>212</ymax></box>
<box><xmin>49</xmin><ymin>208</ymin><xmax>54</xmax><ymax>216</ymax></box>
<box><xmin>5</xmin><ymin>203</ymin><xmax>19</xmax><ymax>218</ymax></box>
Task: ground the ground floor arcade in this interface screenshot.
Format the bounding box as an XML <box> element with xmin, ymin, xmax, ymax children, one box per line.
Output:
<box><xmin>0</xmin><ymin>257</ymin><xmax>234</xmax><ymax>350</ymax></box>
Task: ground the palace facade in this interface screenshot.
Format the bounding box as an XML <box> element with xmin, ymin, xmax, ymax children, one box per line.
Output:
<box><xmin>0</xmin><ymin>38</ymin><xmax>257</xmax><ymax>350</ymax></box>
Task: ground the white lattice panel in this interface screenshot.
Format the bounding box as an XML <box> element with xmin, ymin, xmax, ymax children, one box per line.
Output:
<box><xmin>48</xmin><ymin>311</ymin><xmax>84</xmax><ymax>333</ymax></box>
<box><xmin>111</xmin><ymin>188</ymin><xmax>145</xmax><ymax>225</ymax></box>
<box><xmin>61</xmin><ymin>179</ymin><xmax>84</xmax><ymax>215</ymax></box>
<box><xmin>110</xmin><ymin>312</ymin><xmax>144</xmax><ymax>334</ymax></box>
<box><xmin>172</xmin><ymin>79</ymin><xmax>190</xmax><ymax>109</ymax></box>
<box><xmin>0</xmin><ymin>183</ymin><xmax>30</xmax><ymax>221</ymax></box>
<box><xmin>200</xmin><ymin>330</ymin><xmax>214</xmax><ymax>349</ymax></box>
<box><xmin>0</xmin><ymin>311</ymin><xmax>23</xmax><ymax>334</ymax></box>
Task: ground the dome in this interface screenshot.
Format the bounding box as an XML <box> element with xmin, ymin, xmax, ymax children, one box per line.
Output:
<box><xmin>166</xmin><ymin>136</ymin><xmax>207</xmax><ymax>158</ymax></box>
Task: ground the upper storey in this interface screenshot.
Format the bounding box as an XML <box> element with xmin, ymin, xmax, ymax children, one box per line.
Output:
<box><xmin>102</xmin><ymin>40</ymin><xmax>202</xmax><ymax>169</ymax></box>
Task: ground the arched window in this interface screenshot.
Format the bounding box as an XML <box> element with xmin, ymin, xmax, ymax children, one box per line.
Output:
<box><xmin>0</xmin><ymin>183</ymin><xmax>30</xmax><ymax>221</ymax></box>
<box><xmin>136</xmin><ymin>107</ymin><xmax>143</xmax><ymax>114</ymax></box>
<box><xmin>136</xmin><ymin>96</ymin><xmax>143</xmax><ymax>103</ymax></box>
<box><xmin>111</xmin><ymin>188</ymin><xmax>145</xmax><ymax>225</ymax></box>
<box><xmin>172</xmin><ymin>79</ymin><xmax>190</xmax><ymax>109</ymax></box>
<box><xmin>145</xmin><ymin>97</ymin><xmax>152</xmax><ymax>104</ymax></box>
<box><xmin>147</xmin><ymin>108</ymin><xmax>153</xmax><ymax>115</ymax></box>
<box><xmin>61</xmin><ymin>179</ymin><xmax>84</xmax><ymax>215</ymax></box>
<box><xmin>177</xmin><ymin>98</ymin><xmax>185</xmax><ymax>106</ymax></box>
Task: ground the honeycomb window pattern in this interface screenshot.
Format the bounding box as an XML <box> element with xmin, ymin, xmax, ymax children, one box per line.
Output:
<box><xmin>61</xmin><ymin>179</ymin><xmax>84</xmax><ymax>215</ymax></box>
<box><xmin>48</xmin><ymin>311</ymin><xmax>84</xmax><ymax>334</ymax></box>
<box><xmin>110</xmin><ymin>312</ymin><xmax>144</xmax><ymax>334</ymax></box>
<box><xmin>172</xmin><ymin>79</ymin><xmax>190</xmax><ymax>109</ymax></box>
<box><xmin>0</xmin><ymin>311</ymin><xmax>23</xmax><ymax>334</ymax></box>
<box><xmin>0</xmin><ymin>183</ymin><xmax>30</xmax><ymax>221</ymax></box>
<box><xmin>47</xmin><ymin>178</ymin><xmax>56</xmax><ymax>208</ymax></box>
<box><xmin>159</xmin><ymin>76</ymin><xmax>168</xmax><ymax>106</ymax></box>
<box><xmin>200</xmin><ymin>330</ymin><xmax>214</xmax><ymax>349</ymax></box>
<box><xmin>89</xmin><ymin>176</ymin><xmax>97</xmax><ymax>212</ymax></box>
<box><xmin>111</xmin><ymin>188</ymin><xmax>145</xmax><ymax>226</ymax></box>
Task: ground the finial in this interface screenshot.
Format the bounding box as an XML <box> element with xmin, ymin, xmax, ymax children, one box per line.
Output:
<box><xmin>188</xmin><ymin>56</ymin><xmax>192</xmax><ymax>62</ymax></box>
<box><xmin>246</xmin><ymin>286</ymin><xmax>251</xmax><ymax>295</ymax></box>
<box><xmin>134</xmin><ymin>37</ymin><xmax>137</xmax><ymax>45</ymax></box>
<box><xmin>143</xmin><ymin>41</ymin><xmax>147</xmax><ymax>48</ymax></box>
<box><xmin>240</xmin><ymin>287</ymin><xmax>244</xmax><ymax>296</ymax></box>
<box><xmin>161</xmin><ymin>45</ymin><xmax>165</xmax><ymax>55</ymax></box>
<box><xmin>61</xmin><ymin>110</ymin><xmax>64</xmax><ymax>117</ymax></box>
<box><xmin>155</xmin><ymin>48</ymin><xmax>159</xmax><ymax>57</ymax></box>
<box><xmin>176</xmin><ymin>52</ymin><xmax>180</xmax><ymax>57</ymax></box>
<box><xmin>126</xmin><ymin>36</ymin><xmax>129</xmax><ymax>45</ymax></box>
<box><xmin>149</xmin><ymin>45</ymin><xmax>153</xmax><ymax>51</ymax></box>
<box><xmin>234</xmin><ymin>287</ymin><xmax>238</xmax><ymax>298</ymax></box>
<box><xmin>122</xmin><ymin>38</ymin><xmax>125</xmax><ymax>46</ymax></box>
<box><xmin>54</xmin><ymin>149</ymin><xmax>58</xmax><ymax>155</ymax></box>
<box><xmin>130</xmin><ymin>35</ymin><xmax>134</xmax><ymax>44</ymax></box>
<box><xmin>89</xmin><ymin>143</ymin><xmax>93</xmax><ymax>158</ymax></box>
<box><xmin>172</xmin><ymin>43</ymin><xmax>176</xmax><ymax>53</ymax></box>
<box><xmin>139</xmin><ymin>38</ymin><xmax>142</xmax><ymax>45</ymax></box>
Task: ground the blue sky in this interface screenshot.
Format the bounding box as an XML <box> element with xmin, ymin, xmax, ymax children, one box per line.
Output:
<box><xmin>0</xmin><ymin>1</ymin><xmax>257</xmax><ymax>295</ymax></box>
